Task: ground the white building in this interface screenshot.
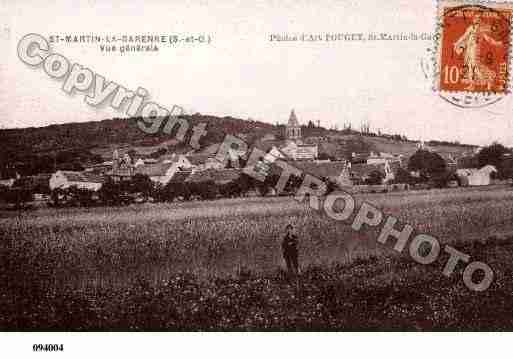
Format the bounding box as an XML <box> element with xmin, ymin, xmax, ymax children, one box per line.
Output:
<box><xmin>456</xmin><ymin>165</ymin><xmax>497</xmax><ymax>186</ymax></box>
<box><xmin>281</xmin><ymin>141</ymin><xmax>319</xmax><ymax>160</ymax></box>
<box><xmin>49</xmin><ymin>171</ymin><xmax>104</xmax><ymax>191</ymax></box>
<box><xmin>366</xmin><ymin>152</ymin><xmax>402</xmax><ymax>166</ymax></box>
<box><xmin>137</xmin><ymin>154</ymin><xmax>193</xmax><ymax>184</ymax></box>
<box><xmin>186</xmin><ymin>154</ymin><xmax>225</xmax><ymax>170</ymax></box>
<box><xmin>0</xmin><ymin>178</ymin><xmax>15</xmax><ymax>188</ymax></box>
<box><xmin>134</xmin><ymin>158</ymin><xmax>158</xmax><ymax>167</ymax></box>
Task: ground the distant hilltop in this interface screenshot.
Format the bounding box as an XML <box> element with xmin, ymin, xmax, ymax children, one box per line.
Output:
<box><xmin>0</xmin><ymin>112</ymin><xmax>476</xmax><ymax>178</ymax></box>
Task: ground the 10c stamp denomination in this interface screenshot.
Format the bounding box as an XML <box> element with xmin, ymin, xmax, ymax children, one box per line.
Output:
<box><xmin>435</xmin><ymin>0</ymin><xmax>513</xmax><ymax>107</ymax></box>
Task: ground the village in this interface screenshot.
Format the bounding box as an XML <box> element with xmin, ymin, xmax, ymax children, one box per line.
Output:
<box><xmin>0</xmin><ymin>110</ymin><xmax>511</xmax><ymax>208</ymax></box>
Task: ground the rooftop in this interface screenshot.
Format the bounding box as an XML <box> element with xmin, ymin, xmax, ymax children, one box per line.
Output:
<box><xmin>186</xmin><ymin>168</ymin><xmax>241</xmax><ymax>184</ymax></box>
<box><xmin>58</xmin><ymin>171</ymin><xmax>104</xmax><ymax>183</ymax></box>
<box><xmin>135</xmin><ymin>162</ymin><xmax>174</xmax><ymax>177</ymax></box>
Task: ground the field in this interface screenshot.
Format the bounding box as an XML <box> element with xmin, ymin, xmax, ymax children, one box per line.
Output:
<box><xmin>2</xmin><ymin>186</ymin><xmax>513</xmax><ymax>330</ymax></box>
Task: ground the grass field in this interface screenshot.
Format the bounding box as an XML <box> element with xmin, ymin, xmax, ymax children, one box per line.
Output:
<box><xmin>2</xmin><ymin>185</ymin><xmax>513</xmax><ymax>330</ymax></box>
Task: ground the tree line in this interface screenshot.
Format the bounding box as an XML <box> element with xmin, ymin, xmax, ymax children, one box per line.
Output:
<box><xmin>2</xmin><ymin>142</ymin><xmax>512</xmax><ymax>209</ymax></box>
<box><xmin>0</xmin><ymin>171</ymin><xmax>340</xmax><ymax>209</ymax></box>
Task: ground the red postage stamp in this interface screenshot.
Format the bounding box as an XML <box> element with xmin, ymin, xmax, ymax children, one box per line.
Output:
<box><xmin>437</xmin><ymin>1</ymin><xmax>513</xmax><ymax>93</ymax></box>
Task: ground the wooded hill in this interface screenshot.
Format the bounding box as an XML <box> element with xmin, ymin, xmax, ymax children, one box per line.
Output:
<box><xmin>0</xmin><ymin>114</ymin><xmax>475</xmax><ymax>178</ymax></box>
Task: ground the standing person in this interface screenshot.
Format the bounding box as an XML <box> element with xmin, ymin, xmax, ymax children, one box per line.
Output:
<box><xmin>282</xmin><ymin>224</ymin><xmax>299</xmax><ymax>276</ymax></box>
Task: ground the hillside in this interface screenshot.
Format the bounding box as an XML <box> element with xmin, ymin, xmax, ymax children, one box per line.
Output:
<box><xmin>0</xmin><ymin>114</ymin><xmax>476</xmax><ymax>178</ymax></box>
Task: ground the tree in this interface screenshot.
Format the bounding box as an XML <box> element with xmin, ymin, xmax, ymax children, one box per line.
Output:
<box><xmin>189</xmin><ymin>181</ymin><xmax>217</xmax><ymax>200</ymax></box>
<box><xmin>219</xmin><ymin>181</ymin><xmax>242</xmax><ymax>198</ymax></box>
<box><xmin>0</xmin><ymin>185</ymin><xmax>9</xmax><ymax>201</ymax></box>
<box><xmin>98</xmin><ymin>178</ymin><xmax>130</xmax><ymax>205</ymax></box>
<box><xmin>478</xmin><ymin>142</ymin><xmax>512</xmax><ymax>179</ymax></box>
<box><xmin>478</xmin><ymin>143</ymin><xmax>508</xmax><ymax>167</ymax></box>
<box><xmin>158</xmin><ymin>181</ymin><xmax>193</xmax><ymax>202</ymax></box>
<box><xmin>393</xmin><ymin>167</ymin><xmax>415</xmax><ymax>184</ymax></box>
<box><xmin>130</xmin><ymin>174</ymin><xmax>154</xmax><ymax>201</ymax></box>
<box><xmin>408</xmin><ymin>150</ymin><xmax>447</xmax><ymax>181</ymax></box>
<box><xmin>1</xmin><ymin>188</ymin><xmax>34</xmax><ymax>209</ymax></box>
<box><xmin>233</xmin><ymin>173</ymin><xmax>255</xmax><ymax>195</ymax></box>
<box><xmin>67</xmin><ymin>186</ymin><xmax>95</xmax><ymax>207</ymax></box>
<box><xmin>431</xmin><ymin>171</ymin><xmax>456</xmax><ymax>188</ymax></box>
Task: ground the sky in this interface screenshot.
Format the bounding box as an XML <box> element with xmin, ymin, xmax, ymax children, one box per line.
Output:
<box><xmin>1</xmin><ymin>0</ymin><xmax>513</xmax><ymax>146</ymax></box>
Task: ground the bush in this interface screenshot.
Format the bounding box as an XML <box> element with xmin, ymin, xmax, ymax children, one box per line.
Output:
<box><xmin>408</xmin><ymin>150</ymin><xmax>447</xmax><ymax>181</ymax></box>
<box><xmin>67</xmin><ymin>186</ymin><xmax>96</xmax><ymax>207</ymax></box>
<box><xmin>0</xmin><ymin>188</ymin><xmax>34</xmax><ymax>208</ymax></box>
<box><xmin>129</xmin><ymin>174</ymin><xmax>154</xmax><ymax>201</ymax></box>
<box><xmin>99</xmin><ymin>179</ymin><xmax>132</xmax><ymax>206</ymax></box>
<box><xmin>219</xmin><ymin>181</ymin><xmax>243</xmax><ymax>198</ymax></box>
<box><xmin>195</xmin><ymin>181</ymin><xmax>218</xmax><ymax>200</ymax></box>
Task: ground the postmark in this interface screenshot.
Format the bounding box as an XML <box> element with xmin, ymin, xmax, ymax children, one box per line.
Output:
<box><xmin>434</xmin><ymin>0</ymin><xmax>513</xmax><ymax>107</ymax></box>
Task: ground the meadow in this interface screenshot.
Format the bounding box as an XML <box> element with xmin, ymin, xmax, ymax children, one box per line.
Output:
<box><xmin>2</xmin><ymin>185</ymin><xmax>513</xmax><ymax>330</ymax></box>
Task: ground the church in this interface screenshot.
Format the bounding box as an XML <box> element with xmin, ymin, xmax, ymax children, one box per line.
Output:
<box><xmin>280</xmin><ymin>109</ymin><xmax>318</xmax><ymax>161</ymax></box>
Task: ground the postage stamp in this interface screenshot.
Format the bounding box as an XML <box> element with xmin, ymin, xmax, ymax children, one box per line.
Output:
<box><xmin>436</xmin><ymin>0</ymin><xmax>513</xmax><ymax>96</ymax></box>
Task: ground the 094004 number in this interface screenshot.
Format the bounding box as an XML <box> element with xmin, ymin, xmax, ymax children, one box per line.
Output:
<box><xmin>33</xmin><ymin>344</ymin><xmax>64</xmax><ymax>352</ymax></box>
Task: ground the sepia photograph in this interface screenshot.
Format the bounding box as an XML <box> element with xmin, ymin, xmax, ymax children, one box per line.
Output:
<box><xmin>1</xmin><ymin>0</ymin><xmax>513</xmax><ymax>356</ymax></box>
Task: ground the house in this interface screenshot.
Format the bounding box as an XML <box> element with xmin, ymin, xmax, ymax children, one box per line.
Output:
<box><xmin>109</xmin><ymin>167</ymin><xmax>134</xmax><ymax>182</ymax></box>
<box><xmin>133</xmin><ymin>157</ymin><xmax>158</xmax><ymax>167</ymax></box>
<box><xmin>350</xmin><ymin>161</ymin><xmax>394</xmax><ymax>184</ymax></box>
<box><xmin>167</xmin><ymin>170</ymin><xmax>193</xmax><ymax>184</ymax></box>
<box><xmin>366</xmin><ymin>152</ymin><xmax>402</xmax><ymax>166</ymax></box>
<box><xmin>84</xmin><ymin>162</ymin><xmax>112</xmax><ymax>175</ymax></box>
<box><xmin>136</xmin><ymin>162</ymin><xmax>176</xmax><ymax>184</ymax></box>
<box><xmin>260</xmin><ymin>133</ymin><xmax>276</xmax><ymax>142</ymax></box>
<box><xmin>292</xmin><ymin>161</ymin><xmax>351</xmax><ymax>187</ymax></box>
<box><xmin>186</xmin><ymin>154</ymin><xmax>225</xmax><ymax>170</ymax></box>
<box><xmin>0</xmin><ymin>178</ymin><xmax>15</xmax><ymax>188</ymax></box>
<box><xmin>266</xmin><ymin>160</ymin><xmax>351</xmax><ymax>187</ymax></box>
<box><xmin>136</xmin><ymin>153</ymin><xmax>195</xmax><ymax>184</ymax></box>
<box><xmin>456</xmin><ymin>165</ymin><xmax>497</xmax><ymax>186</ymax></box>
<box><xmin>211</xmin><ymin>146</ymin><xmax>248</xmax><ymax>168</ymax></box>
<box><xmin>49</xmin><ymin>171</ymin><xmax>104</xmax><ymax>191</ymax></box>
<box><xmin>280</xmin><ymin>141</ymin><xmax>319</xmax><ymax>161</ymax></box>
<box><xmin>440</xmin><ymin>154</ymin><xmax>458</xmax><ymax>172</ymax></box>
<box><xmin>108</xmin><ymin>150</ymin><xmax>135</xmax><ymax>182</ymax></box>
<box><xmin>161</xmin><ymin>153</ymin><xmax>188</xmax><ymax>164</ymax></box>
<box><xmin>351</xmin><ymin>152</ymin><xmax>371</xmax><ymax>164</ymax></box>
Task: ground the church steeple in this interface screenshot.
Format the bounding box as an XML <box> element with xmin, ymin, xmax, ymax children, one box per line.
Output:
<box><xmin>286</xmin><ymin>109</ymin><xmax>301</xmax><ymax>140</ymax></box>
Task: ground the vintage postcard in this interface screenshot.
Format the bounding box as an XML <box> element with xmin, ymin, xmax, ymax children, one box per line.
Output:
<box><xmin>2</xmin><ymin>0</ymin><xmax>513</xmax><ymax>356</ymax></box>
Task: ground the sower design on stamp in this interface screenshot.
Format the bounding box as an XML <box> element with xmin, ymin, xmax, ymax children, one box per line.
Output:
<box><xmin>437</xmin><ymin>1</ymin><xmax>513</xmax><ymax>93</ymax></box>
